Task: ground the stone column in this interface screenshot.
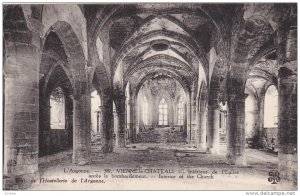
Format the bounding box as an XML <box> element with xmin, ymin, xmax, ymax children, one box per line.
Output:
<box><xmin>116</xmin><ymin>94</ymin><xmax>126</xmax><ymax>148</ymax></box>
<box><xmin>226</xmin><ymin>94</ymin><xmax>247</xmax><ymax>165</ymax></box>
<box><xmin>186</xmin><ymin>95</ymin><xmax>192</xmax><ymax>143</ymax></box>
<box><xmin>101</xmin><ymin>95</ymin><xmax>114</xmax><ymax>153</ymax></box>
<box><xmin>277</xmin><ymin>26</ymin><xmax>297</xmax><ymax>185</ymax></box>
<box><xmin>256</xmin><ymin>94</ymin><xmax>265</xmax><ymax>148</ymax></box>
<box><xmin>135</xmin><ymin>98</ymin><xmax>140</xmax><ymax>135</ymax></box>
<box><xmin>278</xmin><ymin>70</ymin><xmax>297</xmax><ymax>185</ymax></box>
<box><xmin>198</xmin><ymin>107</ymin><xmax>207</xmax><ymax>150</ymax></box>
<box><xmin>73</xmin><ymin>92</ymin><xmax>91</xmax><ymax>165</ymax></box>
<box><xmin>129</xmin><ymin>97</ymin><xmax>136</xmax><ymax>143</ymax></box>
<box><xmin>113</xmin><ymin>110</ymin><xmax>119</xmax><ymax>148</ymax></box>
<box><xmin>191</xmin><ymin>92</ymin><xmax>198</xmax><ymax>146</ymax></box>
<box><xmin>207</xmin><ymin>105</ymin><xmax>220</xmax><ymax>154</ymax></box>
<box><xmin>184</xmin><ymin>103</ymin><xmax>188</xmax><ymax>138</ymax></box>
<box><xmin>3</xmin><ymin>14</ymin><xmax>41</xmax><ymax>189</ymax></box>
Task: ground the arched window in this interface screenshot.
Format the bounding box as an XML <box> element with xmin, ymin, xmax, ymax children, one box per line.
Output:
<box><xmin>177</xmin><ymin>97</ymin><xmax>184</xmax><ymax>125</ymax></box>
<box><xmin>91</xmin><ymin>90</ymin><xmax>101</xmax><ymax>133</ymax></box>
<box><xmin>159</xmin><ymin>98</ymin><xmax>168</xmax><ymax>125</ymax></box>
<box><xmin>264</xmin><ymin>85</ymin><xmax>278</xmax><ymax>128</ymax></box>
<box><xmin>143</xmin><ymin>95</ymin><xmax>148</xmax><ymax>125</ymax></box>
<box><xmin>50</xmin><ymin>87</ymin><xmax>65</xmax><ymax>129</ymax></box>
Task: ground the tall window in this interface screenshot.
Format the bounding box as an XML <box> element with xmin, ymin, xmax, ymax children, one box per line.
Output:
<box><xmin>113</xmin><ymin>102</ymin><xmax>118</xmax><ymax>132</ymax></box>
<box><xmin>143</xmin><ymin>95</ymin><xmax>148</xmax><ymax>125</ymax></box>
<box><xmin>91</xmin><ymin>90</ymin><xmax>101</xmax><ymax>133</ymax></box>
<box><xmin>177</xmin><ymin>97</ymin><xmax>184</xmax><ymax>125</ymax></box>
<box><xmin>264</xmin><ymin>85</ymin><xmax>278</xmax><ymax>128</ymax></box>
<box><xmin>50</xmin><ymin>87</ymin><xmax>65</xmax><ymax>129</ymax></box>
<box><xmin>159</xmin><ymin>98</ymin><xmax>168</xmax><ymax>125</ymax></box>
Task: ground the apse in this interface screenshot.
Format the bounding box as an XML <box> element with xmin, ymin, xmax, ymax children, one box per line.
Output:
<box><xmin>136</xmin><ymin>74</ymin><xmax>186</xmax><ymax>128</ymax></box>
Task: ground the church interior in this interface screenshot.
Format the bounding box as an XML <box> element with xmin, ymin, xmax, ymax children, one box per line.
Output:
<box><xmin>2</xmin><ymin>3</ymin><xmax>297</xmax><ymax>190</ymax></box>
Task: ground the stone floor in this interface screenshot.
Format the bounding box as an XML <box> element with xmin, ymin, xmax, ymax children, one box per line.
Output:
<box><xmin>30</xmin><ymin>143</ymin><xmax>295</xmax><ymax>190</ymax></box>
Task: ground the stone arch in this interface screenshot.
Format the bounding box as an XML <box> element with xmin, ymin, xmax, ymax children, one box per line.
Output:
<box><xmin>42</xmin><ymin>21</ymin><xmax>88</xmax><ymax>100</ymax></box>
<box><xmin>43</xmin><ymin>21</ymin><xmax>87</xmax><ymax>81</ymax></box>
<box><xmin>39</xmin><ymin>65</ymin><xmax>73</xmax><ymax>156</ymax></box>
<box><xmin>41</xmin><ymin>4</ymin><xmax>87</xmax><ymax>58</ymax></box>
<box><xmin>225</xmin><ymin>15</ymin><xmax>276</xmax><ymax>165</ymax></box>
<box><xmin>227</xmin><ymin>15</ymin><xmax>276</xmax><ymax>103</ymax></box>
<box><xmin>231</xmin><ymin>16</ymin><xmax>276</xmax><ymax>94</ymax></box>
<box><xmin>39</xmin><ymin>31</ymin><xmax>73</xmax><ymax>93</ymax></box>
<box><xmin>91</xmin><ymin>68</ymin><xmax>114</xmax><ymax>152</ymax></box>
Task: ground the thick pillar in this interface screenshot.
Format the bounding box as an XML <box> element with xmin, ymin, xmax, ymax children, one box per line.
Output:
<box><xmin>116</xmin><ymin>94</ymin><xmax>126</xmax><ymax>148</ymax></box>
<box><xmin>191</xmin><ymin>92</ymin><xmax>198</xmax><ymax>146</ymax></box>
<box><xmin>198</xmin><ymin>107</ymin><xmax>207</xmax><ymax>150</ymax></box>
<box><xmin>3</xmin><ymin>13</ymin><xmax>41</xmax><ymax>189</ymax></box>
<box><xmin>113</xmin><ymin>110</ymin><xmax>119</xmax><ymax>148</ymax></box>
<box><xmin>277</xmin><ymin>26</ymin><xmax>297</xmax><ymax>186</ymax></box>
<box><xmin>255</xmin><ymin>93</ymin><xmax>267</xmax><ymax>148</ymax></box>
<box><xmin>73</xmin><ymin>93</ymin><xmax>91</xmax><ymax>165</ymax></box>
<box><xmin>135</xmin><ymin>98</ymin><xmax>140</xmax><ymax>135</ymax></box>
<box><xmin>278</xmin><ymin>70</ymin><xmax>297</xmax><ymax>185</ymax></box>
<box><xmin>102</xmin><ymin>94</ymin><xmax>114</xmax><ymax>152</ymax></box>
<box><xmin>186</xmin><ymin>97</ymin><xmax>192</xmax><ymax>143</ymax></box>
<box><xmin>129</xmin><ymin>97</ymin><xmax>136</xmax><ymax>143</ymax></box>
<box><xmin>226</xmin><ymin>94</ymin><xmax>247</xmax><ymax>165</ymax></box>
<box><xmin>207</xmin><ymin>105</ymin><xmax>220</xmax><ymax>154</ymax></box>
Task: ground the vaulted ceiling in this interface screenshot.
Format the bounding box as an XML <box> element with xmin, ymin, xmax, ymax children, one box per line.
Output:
<box><xmin>84</xmin><ymin>4</ymin><xmax>234</xmax><ymax>93</ymax></box>
<box><xmin>82</xmin><ymin>3</ymin><xmax>289</xmax><ymax>98</ymax></box>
